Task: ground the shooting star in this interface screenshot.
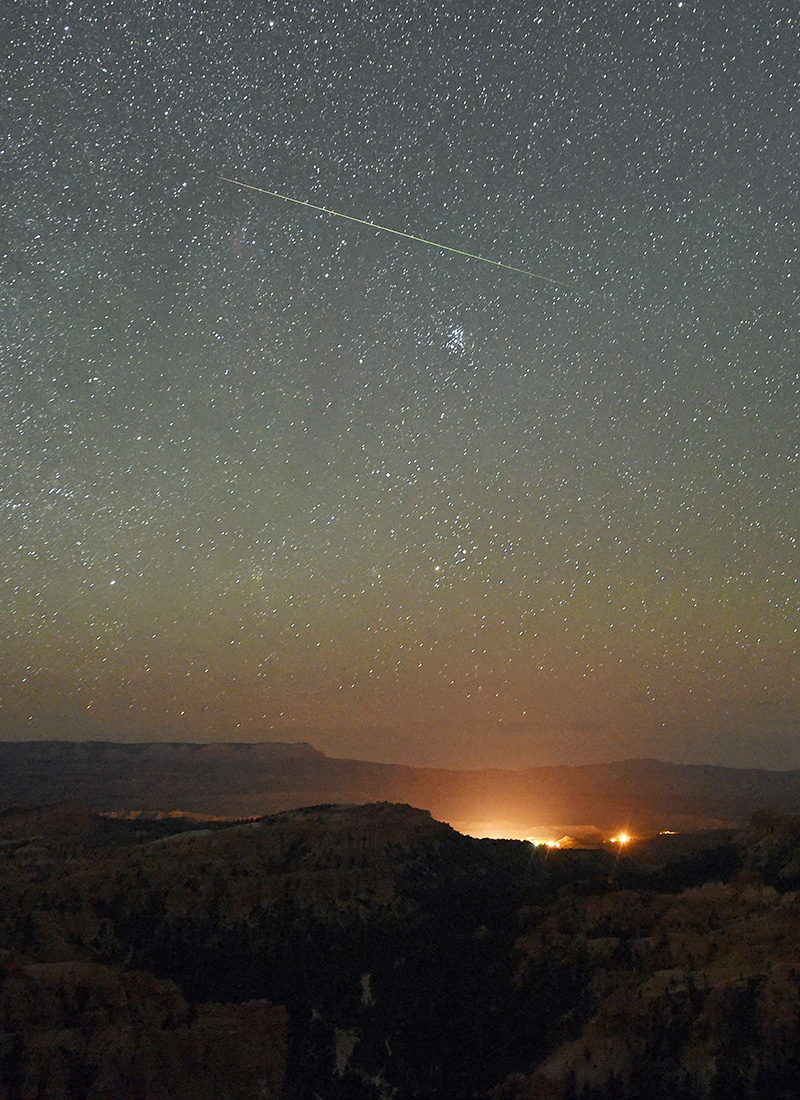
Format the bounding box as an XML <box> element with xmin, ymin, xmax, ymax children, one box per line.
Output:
<box><xmin>219</xmin><ymin>175</ymin><xmax>581</xmax><ymax>292</ymax></box>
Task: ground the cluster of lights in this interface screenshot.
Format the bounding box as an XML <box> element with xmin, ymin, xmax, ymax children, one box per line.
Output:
<box><xmin>528</xmin><ymin>833</ymin><xmax>633</xmax><ymax>849</ymax></box>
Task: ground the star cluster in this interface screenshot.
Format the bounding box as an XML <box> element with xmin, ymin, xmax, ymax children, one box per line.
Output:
<box><xmin>1</xmin><ymin>1</ymin><xmax>798</xmax><ymax>768</ymax></box>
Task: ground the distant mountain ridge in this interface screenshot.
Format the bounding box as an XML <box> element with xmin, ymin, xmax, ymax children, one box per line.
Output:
<box><xmin>3</xmin><ymin>740</ymin><xmax>800</xmax><ymax>834</ymax></box>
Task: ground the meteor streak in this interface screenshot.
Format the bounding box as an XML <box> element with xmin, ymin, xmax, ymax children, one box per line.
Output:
<box><xmin>219</xmin><ymin>175</ymin><xmax>580</xmax><ymax>291</ymax></box>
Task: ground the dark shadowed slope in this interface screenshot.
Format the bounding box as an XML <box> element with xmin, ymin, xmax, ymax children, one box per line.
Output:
<box><xmin>4</xmin><ymin>801</ymin><xmax>800</xmax><ymax>1098</ymax></box>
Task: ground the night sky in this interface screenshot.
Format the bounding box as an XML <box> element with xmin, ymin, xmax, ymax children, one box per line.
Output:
<box><xmin>2</xmin><ymin>1</ymin><xmax>798</xmax><ymax>769</ymax></box>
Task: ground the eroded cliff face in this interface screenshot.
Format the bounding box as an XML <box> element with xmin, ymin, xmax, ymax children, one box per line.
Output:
<box><xmin>0</xmin><ymin>957</ymin><xmax>287</xmax><ymax>1100</ymax></box>
<box><xmin>0</xmin><ymin>801</ymin><xmax>589</xmax><ymax>1098</ymax></box>
<box><xmin>495</xmin><ymin>833</ymin><xmax>800</xmax><ymax>1099</ymax></box>
<box><xmin>3</xmin><ymin>801</ymin><xmax>800</xmax><ymax>1100</ymax></box>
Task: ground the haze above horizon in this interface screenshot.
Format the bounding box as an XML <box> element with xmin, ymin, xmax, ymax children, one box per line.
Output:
<box><xmin>2</xmin><ymin>2</ymin><xmax>797</xmax><ymax>771</ymax></box>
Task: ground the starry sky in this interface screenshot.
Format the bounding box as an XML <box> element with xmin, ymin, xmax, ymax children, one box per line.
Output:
<box><xmin>2</xmin><ymin>0</ymin><xmax>798</xmax><ymax>770</ymax></box>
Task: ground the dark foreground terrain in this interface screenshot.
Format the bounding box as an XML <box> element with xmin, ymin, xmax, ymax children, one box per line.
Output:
<box><xmin>1</xmin><ymin>801</ymin><xmax>800</xmax><ymax>1098</ymax></box>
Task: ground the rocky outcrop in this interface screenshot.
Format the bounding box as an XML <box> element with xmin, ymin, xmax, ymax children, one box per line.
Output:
<box><xmin>0</xmin><ymin>957</ymin><xmax>287</xmax><ymax>1100</ymax></box>
<box><xmin>505</xmin><ymin>872</ymin><xmax>800</xmax><ymax>1098</ymax></box>
<box><xmin>4</xmin><ymin>801</ymin><xmax>800</xmax><ymax>1099</ymax></box>
<box><xmin>0</xmin><ymin>801</ymin><xmax>577</xmax><ymax>1099</ymax></box>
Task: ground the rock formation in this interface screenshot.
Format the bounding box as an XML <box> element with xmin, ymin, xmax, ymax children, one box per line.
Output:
<box><xmin>0</xmin><ymin>957</ymin><xmax>287</xmax><ymax>1100</ymax></box>
<box><xmin>2</xmin><ymin>799</ymin><xmax>800</xmax><ymax>1098</ymax></box>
